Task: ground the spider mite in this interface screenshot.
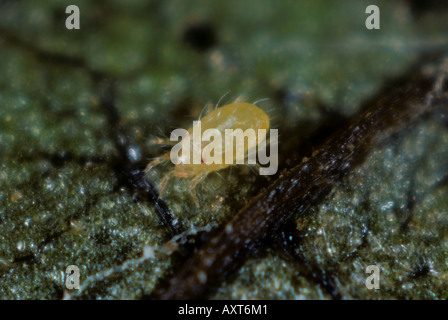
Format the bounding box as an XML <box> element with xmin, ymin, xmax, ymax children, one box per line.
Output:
<box><xmin>145</xmin><ymin>102</ymin><xmax>278</xmax><ymax>205</ymax></box>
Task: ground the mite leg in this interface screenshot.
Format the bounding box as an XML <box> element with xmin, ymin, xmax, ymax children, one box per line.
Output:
<box><xmin>158</xmin><ymin>170</ymin><xmax>175</xmax><ymax>198</ymax></box>
<box><xmin>189</xmin><ymin>174</ymin><xmax>208</xmax><ymax>207</ymax></box>
<box><xmin>145</xmin><ymin>152</ymin><xmax>170</xmax><ymax>172</ymax></box>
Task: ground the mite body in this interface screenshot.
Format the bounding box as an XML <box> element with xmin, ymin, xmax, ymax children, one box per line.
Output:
<box><xmin>145</xmin><ymin>102</ymin><xmax>270</xmax><ymax>204</ymax></box>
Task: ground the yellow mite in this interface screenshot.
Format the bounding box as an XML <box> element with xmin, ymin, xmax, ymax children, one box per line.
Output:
<box><xmin>145</xmin><ymin>102</ymin><xmax>270</xmax><ymax>204</ymax></box>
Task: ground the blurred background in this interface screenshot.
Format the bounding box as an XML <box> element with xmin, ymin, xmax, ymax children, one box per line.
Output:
<box><xmin>0</xmin><ymin>0</ymin><xmax>447</xmax><ymax>299</ymax></box>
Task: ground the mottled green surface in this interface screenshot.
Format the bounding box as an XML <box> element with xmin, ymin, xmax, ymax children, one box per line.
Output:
<box><xmin>0</xmin><ymin>0</ymin><xmax>447</xmax><ymax>299</ymax></box>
